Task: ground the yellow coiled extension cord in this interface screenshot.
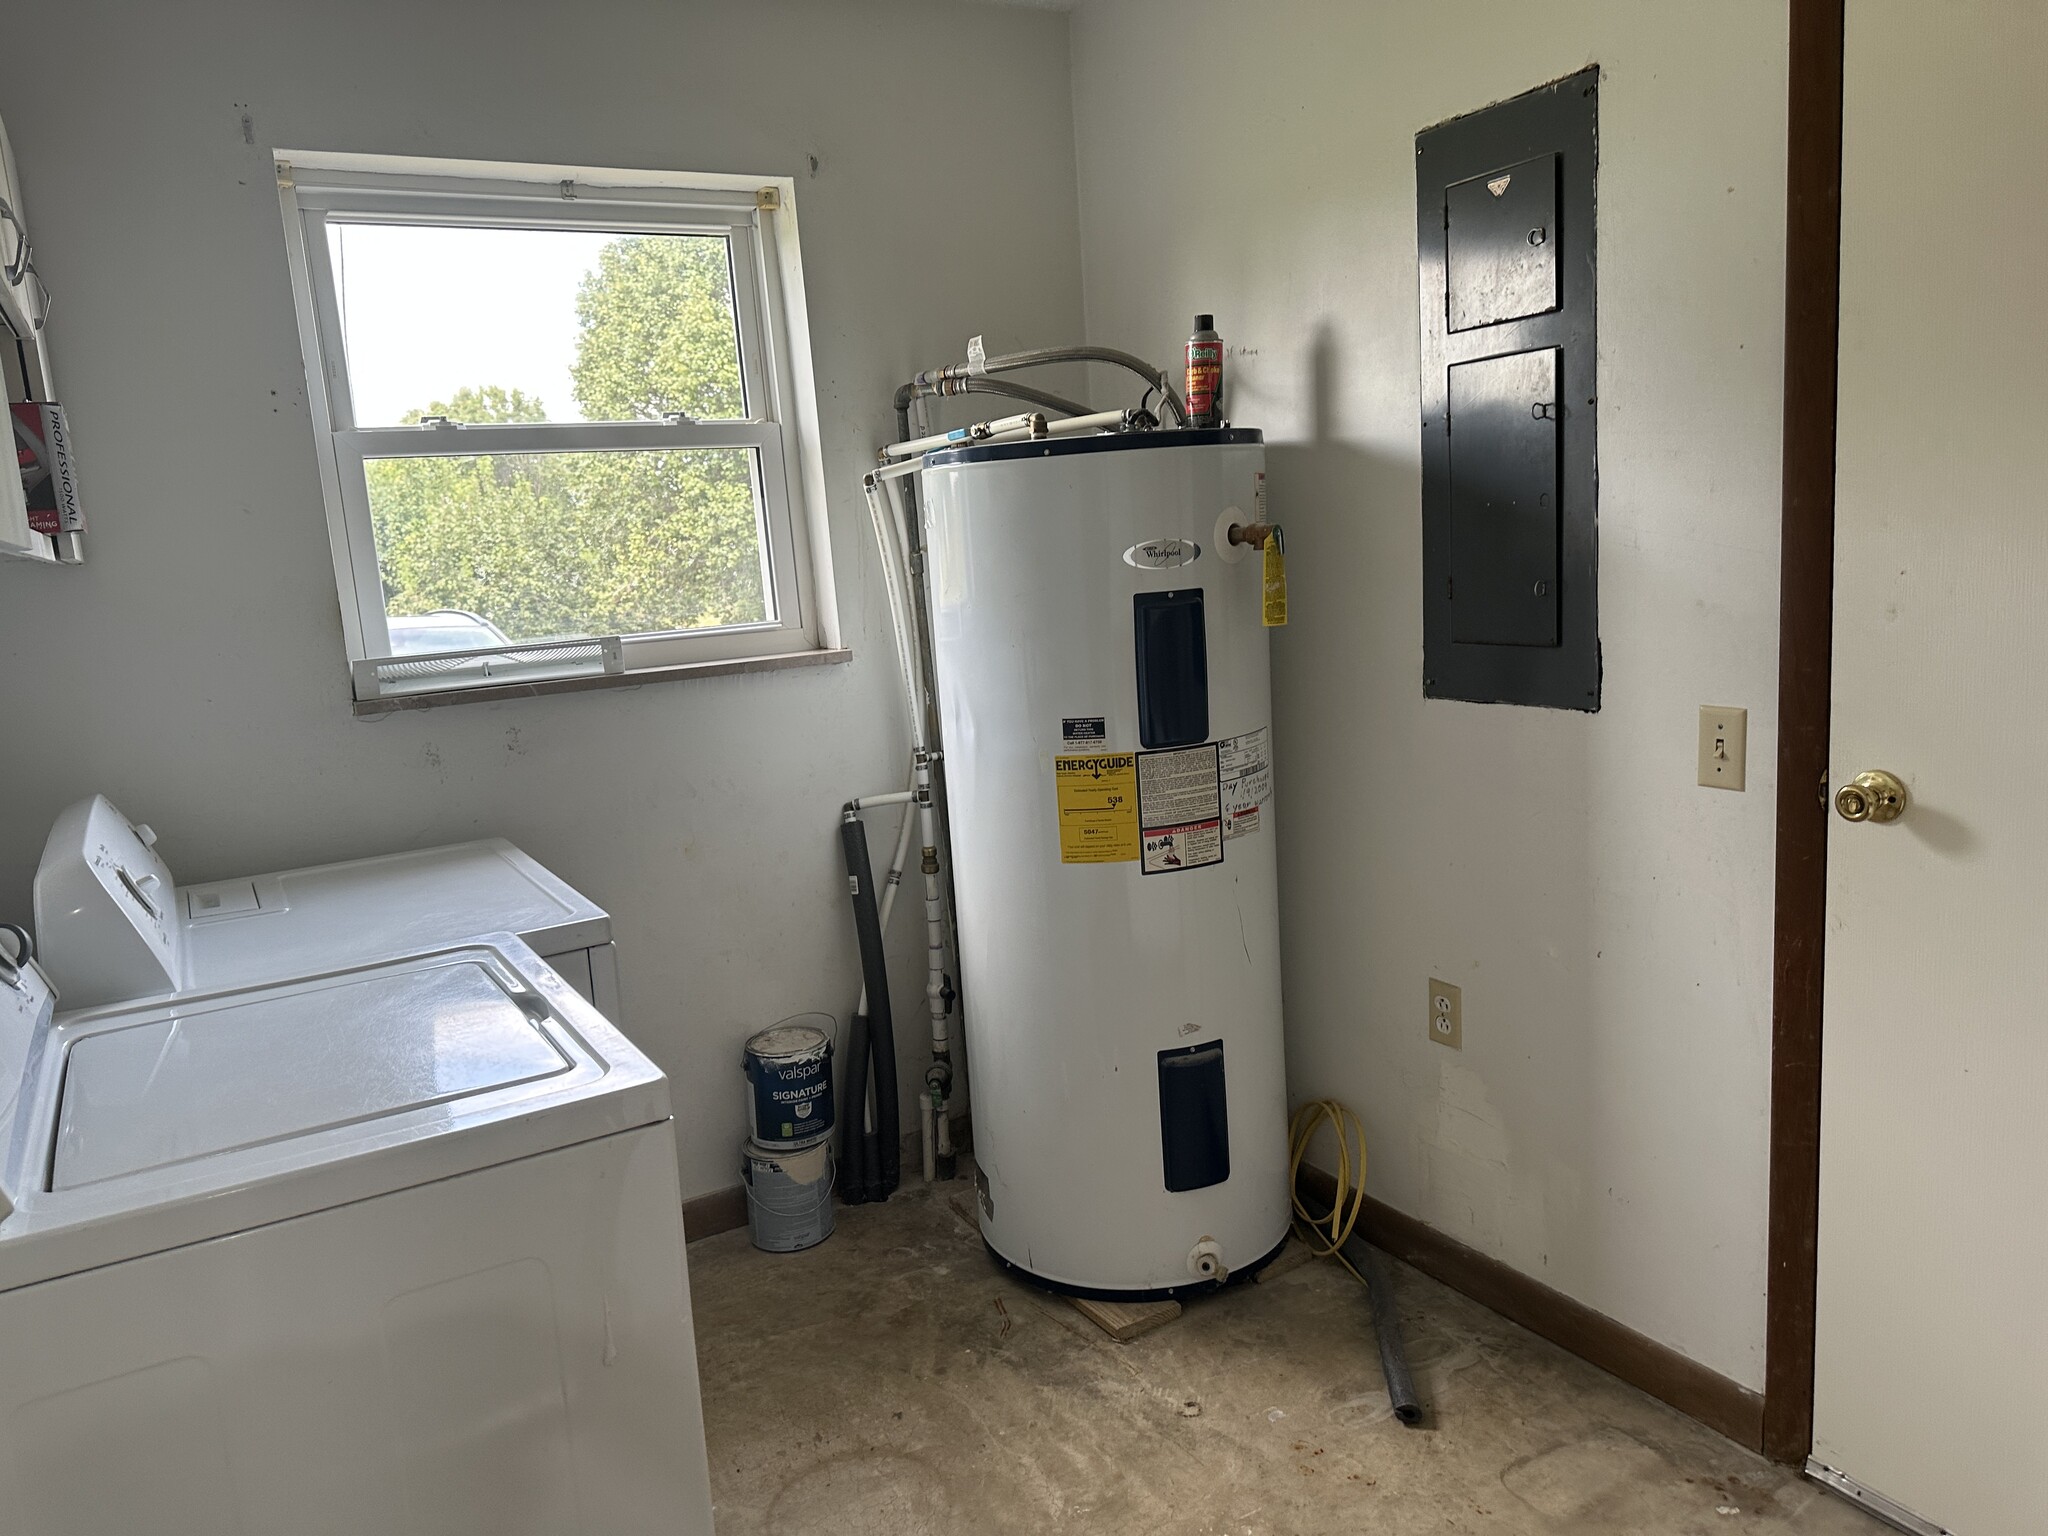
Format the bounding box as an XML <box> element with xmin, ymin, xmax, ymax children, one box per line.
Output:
<box><xmin>1288</xmin><ymin>1098</ymin><xmax>1371</xmax><ymax>1289</ymax></box>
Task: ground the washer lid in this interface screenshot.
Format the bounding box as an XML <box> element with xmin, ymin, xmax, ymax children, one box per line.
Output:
<box><xmin>53</xmin><ymin>959</ymin><xmax>574</xmax><ymax>1190</ymax></box>
<box><xmin>0</xmin><ymin>935</ymin><xmax>668</xmax><ymax>1295</ymax></box>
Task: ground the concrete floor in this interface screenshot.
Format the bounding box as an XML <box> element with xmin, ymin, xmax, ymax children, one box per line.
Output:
<box><xmin>690</xmin><ymin>1168</ymin><xmax>1887</xmax><ymax>1535</ymax></box>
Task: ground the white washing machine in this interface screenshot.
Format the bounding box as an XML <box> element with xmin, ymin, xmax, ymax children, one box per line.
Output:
<box><xmin>33</xmin><ymin>795</ymin><xmax>623</xmax><ymax>1016</ymax></box>
<box><xmin>0</xmin><ymin>933</ymin><xmax>715</xmax><ymax>1534</ymax></box>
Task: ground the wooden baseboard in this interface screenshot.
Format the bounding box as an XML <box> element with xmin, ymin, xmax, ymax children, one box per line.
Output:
<box><xmin>684</xmin><ymin>1117</ymin><xmax>969</xmax><ymax>1244</ymax></box>
<box><xmin>681</xmin><ymin>1183</ymin><xmax>750</xmax><ymax>1241</ymax></box>
<box><xmin>1300</xmin><ymin>1166</ymin><xmax>1764</xmax><ymax>1451</ymax></box>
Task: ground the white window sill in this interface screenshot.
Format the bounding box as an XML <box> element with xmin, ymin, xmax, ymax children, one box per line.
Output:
<box><xmin>351</xmin><ymin>645</ymin><xmax>851</xmax><ymax>718</ymax></box>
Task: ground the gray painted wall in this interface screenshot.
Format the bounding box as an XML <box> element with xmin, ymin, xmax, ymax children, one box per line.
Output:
<box><xmin>1070</xmin><ymin>0</ymin><xmax>1789</xmax><ymax>1387</ymax></box>
<box><xmin>0</xmin><ymin>0</ymin><xmax>1086</xmax><ymax>1201</ymax></box>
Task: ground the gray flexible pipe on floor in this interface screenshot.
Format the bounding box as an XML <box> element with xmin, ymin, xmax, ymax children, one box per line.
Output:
<box><xmin>1297</xmin><ymin>1189</ymin><xmax>1425</xmax><ymax>1426</ymax></box>
<box><xmin>1343</xmin><ymin>1233</ymin><xmax>1424</xmax><ymax>1427</ymax></box>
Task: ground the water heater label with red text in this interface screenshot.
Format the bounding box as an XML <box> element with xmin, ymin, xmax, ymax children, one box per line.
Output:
<box><xmin>1221</xmin><ymin>727</ymin><xmax>1272</xmax><ymax>839</ymax></box>
<box><xmin>1137</xmin><ymin>744</ymin><xmax>1224</xmax><ymax>875</ymax></box>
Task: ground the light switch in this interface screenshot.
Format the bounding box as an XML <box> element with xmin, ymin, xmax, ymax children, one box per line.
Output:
<box><xmin>1698</xmin><ymin>706</ymin><xmax>1747</xmax><ymax>791</ymax></box>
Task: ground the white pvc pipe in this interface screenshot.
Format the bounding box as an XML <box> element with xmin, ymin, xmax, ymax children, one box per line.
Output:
<box><xmin>1028</xmin><ymin>409</ymin><xmax>1129</xmax><ymax>440</ymax></box>
<box><xmin>880</xmin><ymin>474</ymin><xmax>919</xmax><ymax>617</ymax></box>
<box><xmin>862</xmin><ymin>476</ymin><xmax>929</xmax><ymax>754</ymax></box>
<box><xmin>880</xmin><ymin>488</ymin><xmax>927</xmax><ymax>748</ymax></box>
<box><xmin>883</xmin><ymin>410</ymin><xmax>1129</xmax><ymax>467</ymax></box>
<box><xmin>920</xmin><ymin>797</ymin><xmax>947</xmax><ymax>1061</ymax></box>
<box><xmin>1048</xmin><ymin>409</ymin><xmax>1129</xmax><ymax>435</ymax></box>
<box><xmin>879</xmin><ymin>473</ymin><xmax>957</xmax><ymax>1156</ymax></box>
<box><xmin>849</xmin><ymin>789</ymin><xmax>916</xmax><ymax>810</ymax></box>
<box><xmin>881</xmin><ymin>412</ymin><xmax>1041</xmax><ymax>460</ymax></box>
<box><xmin>946</xmin><ymin>411</ymin><xmax>1129</xmax><ymax>452</ymax></box>
<box><xmin>862</xmin><ymin>464</ymin><xmax>963</xmax><ymax>1172</ymax></box>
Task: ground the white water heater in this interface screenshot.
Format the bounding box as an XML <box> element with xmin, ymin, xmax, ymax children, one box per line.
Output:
<box><xmin>920</xmin><ymin>429</ymin><xmax>1289</xmax><ymax>1297</ymax></box>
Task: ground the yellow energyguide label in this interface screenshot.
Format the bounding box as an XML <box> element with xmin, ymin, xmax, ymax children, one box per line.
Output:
<box><xmin>1054</xmin><ymin>753</ymin><xmax>1140</xmax><ymax>863</ymax></box>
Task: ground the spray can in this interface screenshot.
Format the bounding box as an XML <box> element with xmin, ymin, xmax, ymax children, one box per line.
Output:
<box><xmin>1185</xmin><ymin>314</ymin><xmax>1223</xmax><ymax>429</ymax></box>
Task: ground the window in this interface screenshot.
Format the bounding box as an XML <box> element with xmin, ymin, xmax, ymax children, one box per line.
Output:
<box><xmin>278</xmin><ymin>154</ymin><xmax>835</xmax><ymax>707</ymax></box>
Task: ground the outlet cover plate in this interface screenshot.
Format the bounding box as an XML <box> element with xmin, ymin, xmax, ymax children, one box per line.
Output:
<box><xmin>1429</xmin><ymin>978</ymin><xmax>1463</xmax><ymax>1050</ymax></box>
<box><xmin>1698</xmin><ymin>705</ymin><xmax>1747</xmax><ymax>791</ymax></box>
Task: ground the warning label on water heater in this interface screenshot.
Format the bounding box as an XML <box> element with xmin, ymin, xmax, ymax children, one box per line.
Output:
<box><xmin>1137</xmin><ymin>744</ymin><xmax>1224</xmax><ymax>875</ymax></box>
<box><xmin>1221</xmin><ymin>726</ymin><xmax>1272</xmax><ymax>840</ymax></box>
<box><xmin>1054</xmin><ymin>753</ymin><xmax>1140</xmax><ymax>864</ymax></box>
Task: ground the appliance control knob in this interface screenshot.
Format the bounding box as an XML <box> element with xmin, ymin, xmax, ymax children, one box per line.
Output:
<box><xmin>133</xmin><ymin>824</ymin><xmax>158</xmax><ymax>848</ymax></box>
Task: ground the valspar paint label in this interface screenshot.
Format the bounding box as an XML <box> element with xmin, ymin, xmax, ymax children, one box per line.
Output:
<box><xmin>1137</xmin><ymin>744</ymin><xmax>1224</xmax><ymax>875</ymax></box>
<box><xmin>746</xmin><ymin>1048</ymin><xmax>835</xmax><ymax>1147</ymax></box>
<box><xmin>1054</xmin><ymin>753</ymin><xmax>1139</xmax><ymax>863</ymax></box>
<box><xmin>1221</xmin><ymin>726</ymin><xmax>1272</xmax><ymax>840</ymax></box>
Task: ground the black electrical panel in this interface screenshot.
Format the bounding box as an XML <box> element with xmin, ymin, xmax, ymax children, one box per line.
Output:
<box><xmin>1418</xmin><ymin>70</ymin><xmax>1599</xmax><ymax>710</ymax></box>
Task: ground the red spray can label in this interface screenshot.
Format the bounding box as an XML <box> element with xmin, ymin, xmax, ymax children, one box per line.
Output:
<box><xmin>1185</xmin><ymin>314</ymin><xmax>1222</xmax><ymax>428</ymax></box>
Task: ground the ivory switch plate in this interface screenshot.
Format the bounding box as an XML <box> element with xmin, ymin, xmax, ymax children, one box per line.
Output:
<box><xmin>1428</xmin><ymin>979</ymin><xmax>1462</xmax><ymax>1050</ymax></box>
<box><xmin>1698</xmin><ymin>706</ymin><xmax>1747</xmax><ymax>791</ymax></box>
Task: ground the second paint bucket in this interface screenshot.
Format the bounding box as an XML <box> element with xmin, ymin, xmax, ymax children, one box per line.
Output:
<box><xmin>742</xmin><ymin>1013</ymin><xmax>836</xmax><ymax>1149</ymax></box>
<box><xmin>741</xmin><ymin>1139</ymin><xmax>835</xmax><ymax>1253</ymax></box>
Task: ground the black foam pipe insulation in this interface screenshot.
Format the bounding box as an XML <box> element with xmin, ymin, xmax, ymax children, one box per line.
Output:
<box><xmin>1346</xmin><ymin>1233</ymin><xmax>1424</xmax><ymax>1427</ymax></box>
<box><xmin>1299</xmin><ymin>1190</ymin><xmax>1424</xmax><ymax>1426</ymax></box>
<box><xmin>840</xmin><ymin>1009</ymin><xmax>874</xmax><ymax>1205</ymax></box>
<box><xmin>840</xmin><ymin>816</ymin><xmax>900</xmax><ymax>1198</ymax></box>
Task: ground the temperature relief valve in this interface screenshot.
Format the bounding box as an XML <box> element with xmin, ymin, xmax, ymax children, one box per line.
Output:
<box><xmin>1227</xmin><ymin>521</ymin><xmax>1288</xmax><ymax>627</ymax></box>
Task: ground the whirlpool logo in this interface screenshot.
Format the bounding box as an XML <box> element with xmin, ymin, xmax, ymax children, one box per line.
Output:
<box><xmin>1123</xmin><ymin>538</ymin><xmax>1201</xmax><ymax>570</ymax></box>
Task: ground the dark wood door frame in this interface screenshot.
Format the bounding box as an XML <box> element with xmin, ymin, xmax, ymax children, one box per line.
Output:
<box><xmin>1763</xmin><ymin>0</ymin><xmax>1847</xmax><ymax>1466</ymax></box>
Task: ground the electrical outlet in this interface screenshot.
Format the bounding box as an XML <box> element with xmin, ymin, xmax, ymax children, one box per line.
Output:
<box><xmin>1698</xmin><ymin>705</ymin><xmax>1747</xmax><ymax>791</ymax></box>
<box><xmin>1428</xmin><ymin>979</ymin><xmax>1462</xmax><ymax>1050</ymax></box>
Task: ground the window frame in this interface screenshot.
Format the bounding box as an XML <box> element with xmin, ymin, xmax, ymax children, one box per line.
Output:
<box><xmin>276</xmin><ymin>153</ymin><xmax>837</xmax><ymax>706</ymax></box>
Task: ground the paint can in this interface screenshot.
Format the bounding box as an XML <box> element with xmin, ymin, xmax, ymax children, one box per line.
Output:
<box><xmin>742</xmin><ymin>1014</ymin><xmax>836</xmax><ymax>1149</ymax></box>
<box><xmin>741</xmin><ymin>1139</ymin><xmax>836</xmax><ymax>1253</ymax></box>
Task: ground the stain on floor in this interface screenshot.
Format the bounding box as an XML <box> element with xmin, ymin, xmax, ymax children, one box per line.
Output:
<box><xmin>689</xmin><ymin>1169</ymin><xmax>1885</xmax><ymax>1535</ymax></box>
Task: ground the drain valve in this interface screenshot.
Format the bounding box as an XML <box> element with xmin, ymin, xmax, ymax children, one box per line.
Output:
<box><xmin>1187</xmin><ymin>1237</ymin><xmax>1228</xmax><ymax>1282</ymax></box>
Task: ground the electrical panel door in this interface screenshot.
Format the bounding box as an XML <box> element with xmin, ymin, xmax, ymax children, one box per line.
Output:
<box><xmin>1449</xmin><ymin>348</ymin><xmax>1561</xmax><ymax>646</ymax></box>
<box><xmin>1418</xmin><ymin>70</ymin><xmax>1599</xmax><ymax>709</ymax></box>
<box><xmin>1446</xmin><ymin>155</ymin><xmax>1560</xmax><ymax>332</ymax></box>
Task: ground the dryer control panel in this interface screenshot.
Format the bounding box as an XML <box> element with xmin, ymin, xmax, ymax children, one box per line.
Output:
<box><xmin>32</xmin><ymin>796</ymin><xmax>183</xmax><ymax>1010</ymax></box>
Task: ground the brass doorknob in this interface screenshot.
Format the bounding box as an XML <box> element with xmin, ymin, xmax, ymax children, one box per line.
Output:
<box><xmin>1835</xmin><ymin>770</ymin><xmax>1908</xmax><ymax>824</ymax></box>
